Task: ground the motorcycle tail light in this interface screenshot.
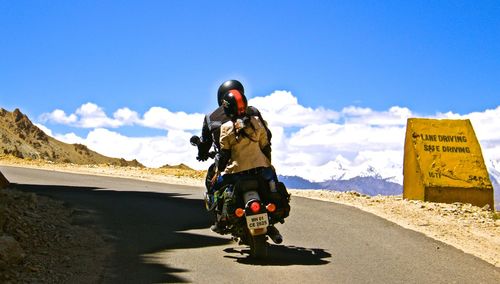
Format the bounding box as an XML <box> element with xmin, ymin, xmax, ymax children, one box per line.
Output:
<box><xmin>235</xmin><ymin>208</ymin><xmax>245</xmax><ymax>218</ymax></box>
<box><xmin>266</xmin><ymin>203</ymin><xmax>276</xmax><ymax>213</ymax></box>
<box><xmin>250</xmin><ymin>201</ymin><xmax>261</xmax><ymax>213</ymax></box>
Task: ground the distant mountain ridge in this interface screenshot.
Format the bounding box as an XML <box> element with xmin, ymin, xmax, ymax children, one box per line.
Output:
<box><xmin>0</xmin><ymin>108</ymin><xmax>143</xmax><ymax>167</ymax></box>
<box><xmin>279</xmin><ymin>175</ymin><xmax>402</xmax><ymax>196</ymax></box>
<box><xmin>280</xmin><ymin>160</ymin><xmax>500</xmax><ymax>210</ymax></box>
<box><xmin>487</xmin><ymin>162</ymin><xmax>500</xmax><ymax>210</ymax></box>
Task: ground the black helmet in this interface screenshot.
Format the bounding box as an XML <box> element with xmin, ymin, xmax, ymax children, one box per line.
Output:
<box><xmin>217</xmin><ymin>80</ymin><xmax>244</xmax><ymax>106</ymax></box>
<box><xmin>222</xmin><ymin>89</ymin><xmax>247</xmax><ymax>118</ymax></box>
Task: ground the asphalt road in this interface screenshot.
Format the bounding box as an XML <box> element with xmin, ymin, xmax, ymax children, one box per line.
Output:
<box><xmin>2</xmin><ymin>166</ymin><xmax>499</xmax><ymax>283</ymax></box>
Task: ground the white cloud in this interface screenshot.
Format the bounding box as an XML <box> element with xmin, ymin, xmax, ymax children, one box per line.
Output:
<box><xmin>54</xmin><ymin>132</ymin><xmax>85</xmax><ymax>144</ymax></box>
<box><xmin>76</xmin><ymin>103</ymin><xmax>124</xmax><ymax>128</ymax></box>
<box><xmin>38</xmin><ymin>93</ymin><xmax>500</xmax><ymax>184</ymax></box>
<box><xmin>270</xmin><ymin>120</ymin><xmax>406</xmax><ymax>181</ymax></box>
<box><xmin>54</xmin><ymin>128</ymin><xmax>210</xmax><ymax>169</ymax></box>
<box><xmin>34</xmin><ymin>123</ymin><xmax>54</xmax><ymax>136</ymax></box>
<box><xmin>253</xmin><ymin>95</ymin><xmax>499</xmax><ymax>183</ymax></box>
<box><xmin>435</xmin><ymin>106</ymin><xmax>500</xmax><ymax>162</ymax></box>
<box><xmin>342</xmin><ymin>106</ymin><xmax>413</xmax><ymax>126</ymax></box>
<box><xmin>113</xmin><ymin>107</ymin><xmax>140</xmax><ymax>125</ymax></box>
<box><xmin>248</xmin><ymin>91</ymin><xmax>339</xmax><ymax>127</ymax></box>
<box><xmin>140</xmin><ymin>107</ymin><xmax>204</xmax><ymax>131</ymax></box>
<box><xmin>288</xmin><ymin>123</ymin><xmax>404</xmax><ymax>151</ymax></box>
<box><xmin>40</xmin><ymin>109</ymin><xmax>78</xmax><ymax>124</ymax></box>
<box><xmin>40</xmin><ymin>103</ymin><xmax>204</xmax><ymax>131</ymax></box>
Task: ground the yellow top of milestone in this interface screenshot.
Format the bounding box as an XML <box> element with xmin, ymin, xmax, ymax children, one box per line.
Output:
<box><xmin>406</xmin><ymin>118</ymin><xmax>492</xmax><ymax>189</ymax></box>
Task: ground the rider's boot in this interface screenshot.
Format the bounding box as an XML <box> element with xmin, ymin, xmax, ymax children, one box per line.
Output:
<box><xmin>210</xmin><ymin>212</ymin><xmax>225</xmax><ymax>234</ymax></box>
<box><xmin>210</xmin><ymin>222</ymin><xmax>223</xmax><ymax>233</ymax></box>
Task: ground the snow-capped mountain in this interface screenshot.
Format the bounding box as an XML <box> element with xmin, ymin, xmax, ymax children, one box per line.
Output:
<box><xmin>279</xmin><ymin>174</ymin><xmax>402</xmax><ymax>196</ymax></box>
<box><xmin>277</xmin><ymin>157</ymin><xmax>404</xmax><ymax>196</ymax></box>
<box><xmin>486</xmin><ymin>159</ymin><xmax>500</xmax><ymax>210</ymax></box>
<box><xmin>487</xmin><ymin>159</ymin><xmax>500</xmax><ymax>186</ymax></box>
<box><xmin>282</xmin><ymin>154</ymin><xmax>403</xmax><ymax>184</ymax></box>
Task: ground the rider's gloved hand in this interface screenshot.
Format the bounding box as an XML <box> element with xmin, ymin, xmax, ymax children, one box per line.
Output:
<box><xmin>196</xmin><ymin>150</ymin><xmax>209</xmax><ymax>161</ymax></box>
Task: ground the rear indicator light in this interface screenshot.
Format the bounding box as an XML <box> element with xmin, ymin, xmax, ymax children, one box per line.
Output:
<box><xmin>266</xmin><ymin>203</ymin><xmax>276</xmax><ymax>212</ymax></box>
<box><xmin>235</xmin><ymin>208</ymin><xmax>245</xmax><ymax>218</ymax></box>
<box><xmin>250</xmin><ymin>201</ymin><xmax>261</xmax><ymax>213</ymax></box>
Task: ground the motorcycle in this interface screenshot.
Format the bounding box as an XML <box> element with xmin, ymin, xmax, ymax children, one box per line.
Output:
<box><xmin>190</xmin><ymin>135</ymin><xmax>290</xmax><ymax>258</ymax></box>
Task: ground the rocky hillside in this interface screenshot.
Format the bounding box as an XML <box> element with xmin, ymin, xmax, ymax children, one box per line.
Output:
<box><xmin>0</xmin><ymin>187</ymin><xmax>108</xmax><ymax>282</ymax></box>
<box><xmin>160</xmin><ymin>163</ymin><xmax>193</xmax><ymax>170</ymax></box>
<box><xmin>0</xmin><ymin>108</ymin><xmax>143</xmax><ymax>167</ymax></box>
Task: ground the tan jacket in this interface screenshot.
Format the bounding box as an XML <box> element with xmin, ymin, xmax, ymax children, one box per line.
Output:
<box><xmin>219</xmin><ymin>116</ymin><xmax>271</xmax><ymax>174</ymax></box>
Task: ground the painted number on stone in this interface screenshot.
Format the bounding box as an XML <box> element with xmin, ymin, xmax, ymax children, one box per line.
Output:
<box><xmin>468</xmin><ymin>175</ymin><xmax>488</xmax><ymax>183</ymax></box>
<box><xmin>428</xmin><ymin>171</ymin><xmax>442</xmax><ymax>179</ymax></box>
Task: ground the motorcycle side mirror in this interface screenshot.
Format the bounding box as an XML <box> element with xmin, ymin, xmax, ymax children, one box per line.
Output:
<box><xmin>190</xmin><ymin>135</ymin><xmax>201</xmax><ymax>146</ymax></box>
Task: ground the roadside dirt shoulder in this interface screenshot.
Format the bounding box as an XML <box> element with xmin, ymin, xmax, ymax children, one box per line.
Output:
<box><xmin>0</xmin><ymin>157</ymin><xmax>204</xmax><ymax>187</ymax></box>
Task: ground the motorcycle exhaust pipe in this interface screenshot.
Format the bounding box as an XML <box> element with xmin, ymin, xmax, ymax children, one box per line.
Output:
<box><xmin>267</xmin><ymin>226</ymin><xmax>283</xmax><ymax>244</ymax></box>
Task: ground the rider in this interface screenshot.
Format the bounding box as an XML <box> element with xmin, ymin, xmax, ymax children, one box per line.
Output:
<box><xmin>196</xmin><ymin>80</ymin><xmax>273</xmax><ymax>188</ymax></box>
<box><xmin>214</xmin><ymin>89</ymin><xmax>273</xmax><ymax>181</ymax></box>
<box><xmin>210</xmin><ymin>89</ymin><xmax>276</xmax><ymax>232</ymax></box>
<box><xmin>197</xmin><ymin>80</ymin><xmax>272</xmax><ymax>161</ymax></box>
<box><xmin>195</xmin><ymin>80</ymin><xmax>287</xmax><ymax>233</ymax></box>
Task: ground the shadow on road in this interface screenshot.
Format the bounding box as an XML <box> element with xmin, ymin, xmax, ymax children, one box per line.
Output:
<box><xmin>13</xmin><ymin>183</ymin><xmax>231</xmax><ymax>283</ymax></box>
<box><xmin>223</xmin><ymin>245</ymin><xmax>331</xmax><ymax>266</ymax></box>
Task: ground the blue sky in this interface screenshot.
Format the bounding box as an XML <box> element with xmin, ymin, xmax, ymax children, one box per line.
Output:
<box><xmin>1</xmin><ymin>1</ymin><xmax>499</xmax><ymax>179</ymax></box>
<box><xmin>2</xmin><ymin>1</ymin><xmax>499</xmax><ymax>115</ymax></box>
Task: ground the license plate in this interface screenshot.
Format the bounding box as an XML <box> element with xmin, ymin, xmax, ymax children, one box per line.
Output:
<box><xmin>246</xmin><ymin>213</ymin><xmax>269</xmax><ymax>230</ymax></box>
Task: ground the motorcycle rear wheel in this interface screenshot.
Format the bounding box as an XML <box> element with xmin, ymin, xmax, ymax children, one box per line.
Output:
<box><xmin>249</xmin><ymin>234</ymin><xmax>268</xmax><ymax>258</ymax></box>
